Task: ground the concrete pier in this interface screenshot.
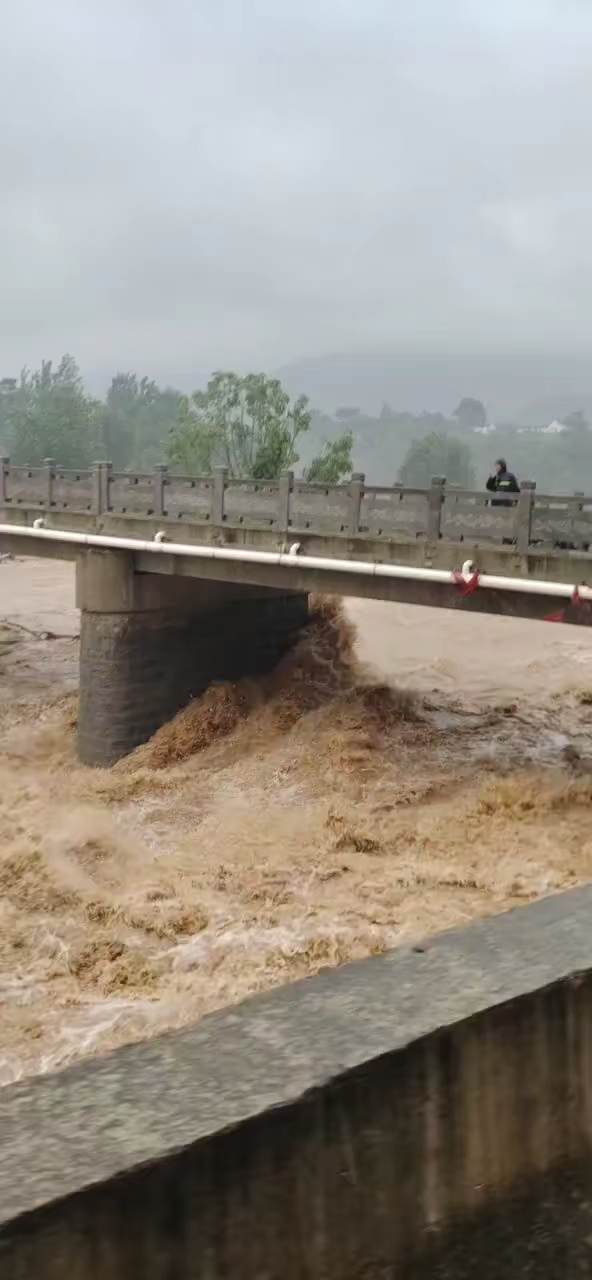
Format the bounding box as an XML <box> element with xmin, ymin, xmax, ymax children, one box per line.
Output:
<box><xmin>76</xmin><ymin>548</ymin><xmax>308</xmax><ymax>765</ymax></box>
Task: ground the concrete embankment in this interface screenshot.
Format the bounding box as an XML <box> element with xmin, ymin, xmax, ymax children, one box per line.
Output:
<box><xmin>1</xmin><ymin>888</ymin><xmax>592</xmax><ymax>1277</ymax></box>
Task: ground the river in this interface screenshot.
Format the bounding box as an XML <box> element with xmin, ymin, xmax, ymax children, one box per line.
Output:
<box><xmin>1</xmin><ymin>557</ymin><xmax>592</xmax><ymax>1085</ymax></box>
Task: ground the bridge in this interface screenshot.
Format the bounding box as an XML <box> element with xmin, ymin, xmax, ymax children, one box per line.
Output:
<box><xmin>1</xmin><ymin>457</ymin><xmax>592</xmax><ymax>765</ymax></box>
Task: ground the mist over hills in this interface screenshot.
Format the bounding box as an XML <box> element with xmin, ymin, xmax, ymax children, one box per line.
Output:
<box><xmin>277</xmin><ymin>350</ymin><xmax>592</xmax><ymax>425</ymax></box>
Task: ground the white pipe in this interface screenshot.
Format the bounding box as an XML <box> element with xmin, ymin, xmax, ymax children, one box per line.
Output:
<box><xmin>0</xmin><ymin>521</ymin><xmax>590</xmax><ymax>601</ymax></box>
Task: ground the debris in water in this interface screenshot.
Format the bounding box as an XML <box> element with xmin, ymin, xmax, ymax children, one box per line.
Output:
<box><xmin>3</xmin><ymin>568</ymin><xmax>592</xmax><ymax>1087</ymax></box>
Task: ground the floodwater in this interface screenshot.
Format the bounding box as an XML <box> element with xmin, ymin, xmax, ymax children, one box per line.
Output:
<box><xmin>1</xmin><ymin>557</ymin><xmax>592</xmax><ymax>1086</ymax></box>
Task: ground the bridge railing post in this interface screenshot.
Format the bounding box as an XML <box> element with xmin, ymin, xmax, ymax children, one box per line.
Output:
<box><xmin>103</xmin><ymin>462</ymin><xmax>113</xmax><ymax>514</ymax></box>
<box><xmin>92</xmin><ymin>461</ymin><xmax>112</xmax><ymax>516</ymax></box>
<box><xmin>44</xmin><ymin>458</ymin><xmax>56</xmax><ymax>510</ymax></box>
<box><xmin>153</xmin><ymin>464</ymin><xmax>168</xmax><ymax>518</ymax></box>
<box><xmin>516</xmin><ymin>480</ymin><xmax>536</xmax><ymax>554</ymax></box>
<box><xmin>277</xmin><ymin>469</ymin><xmax>293</xmax><ymax>533</ymax></box>
<box><xmin>92</xmin><ymin>462</ymin><xmax>101</xmax><ymax>515</ymax></box>
<box><xmin>0</xmin><ymin>455</ymin><xmax>8</xmax><ymax>507</ymax></box>
<box><xmin>427</xmin><ymin>476</ymin><xmax>445</xmax><ymax>542</ymax></box>
<box><xmin>348</xmin><ymin>472</ymin><xmax>365</xmax><ymax>537</ymax></box>
<box><xmin>212</xmin><ymin>466</ymin><xmax>227</xmax><ymax>526</ymax></box>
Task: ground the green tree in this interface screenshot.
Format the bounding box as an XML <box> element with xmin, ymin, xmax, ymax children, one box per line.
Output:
<box><xmin>167</xmin><ymin>371</ymin><xmax>312</xmax><ymax>478</ymax></box>
<box><xmin>452</xmin><ymin>397</ymin><xmax>487</xmax><ymax>431</ymax></box>
<box><xmin>0</xmin><ymin>379</ymin><xmax>17</xmax><ymax>450</ymax></box>
<box><xmin>4</xmin><ymin>356</ymin><xmax>100</xmax><ymax>467</ymax></box>
<box><xmin>305</xmin><ymin>431</ymin><xmax>353</xmax><ymax>483</ymax></box>
<box><xmin>100</xmin><ymin>373</ymin><xmax>181</xmax><ymax>470</ymax></box>
<box><xmin>399</xmin><ymin>433</ymin><xmax>476</xmax><ymax>488</ymax></box>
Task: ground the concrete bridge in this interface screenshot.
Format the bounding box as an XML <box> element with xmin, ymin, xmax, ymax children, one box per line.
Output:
<box><xmin>2</xmin><ymin>457</ymin><xmax>592</xmax><ymax>765</ymax></box>
<box><xmin>1</xmin><ymin>888</ymin><xmax>592</xmax><ymax>1277</ymax></box>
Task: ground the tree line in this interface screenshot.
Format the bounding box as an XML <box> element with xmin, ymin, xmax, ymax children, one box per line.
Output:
<box><xmin>2</xmin><ymin>355</ymin><xmax>591</xmax><ymax>493</ymax></box>
<box><xmin>0</xmin><ymin>357</ymin><xmax>354</xmax><ymax>484</ymax></box>
<box><xmin>310</xmin><ymin>399</ymin><xmax>592</xmax><ymax>493</ymax></box>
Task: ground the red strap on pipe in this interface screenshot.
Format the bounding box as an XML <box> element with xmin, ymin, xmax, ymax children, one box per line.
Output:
<box><xmin>451</xmin><ymin>569</ymin><xmax>480</xmax><ymax>597</ymax></box>
<box><xmin>451</xmin><ymin>571</ymin><xmax>586</xmax><ymax>621</ymax></box>
<box><xmin>545</xmin><ymin>587</ymin><xmax>582</xmax><ymax>624</ymax></box>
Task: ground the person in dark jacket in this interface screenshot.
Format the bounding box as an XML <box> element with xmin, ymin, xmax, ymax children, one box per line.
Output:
<box><xmin>486</xmin><ymin>458</ymin><xmax>519</xmax><ymax>506</ymax></box>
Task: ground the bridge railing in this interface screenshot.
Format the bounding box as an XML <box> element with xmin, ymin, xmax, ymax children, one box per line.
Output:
<box><xmin>2</xmin><ymin>457</ymin><xmax>592</xmax><ymax>550</ymax></box>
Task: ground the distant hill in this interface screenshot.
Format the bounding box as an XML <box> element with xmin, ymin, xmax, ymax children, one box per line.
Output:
<box><xmin>276</xmin><ymin>350</ymin><xmax>592</xmax><ymax>423</ymax></box>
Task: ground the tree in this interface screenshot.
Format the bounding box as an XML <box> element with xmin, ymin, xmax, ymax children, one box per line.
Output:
<box><xmin>0</xmin><ymin>379</ymin><xmax>17</xmax><ymax>450</ymax></box>
<box><xmin>452</xmin><ymin>397</ymin><xmax>487</xmax><ymax>432</ymax></box>
<box><xmin>3</xmin><ymin>356</ymin><xmax>100</xmax><ymax>468</ymax></box>
<box><xmin>100</xmin><ymin>373</ymin><xmax>181</xmax><ymax>470</ymax></box>
<box><xmin>304</xmin><ymin>431</ymin><xmax>353</xmax><ymax>483</ymax></box>
<box><xmin>167</xmin><ymin>371</ymin><xmax>312</xmax><ymax>478</ymax></box>
<box><xmin>398</xmin><ymin>433</ymin><xmax>476</xmax><ymax>488</ymax></box>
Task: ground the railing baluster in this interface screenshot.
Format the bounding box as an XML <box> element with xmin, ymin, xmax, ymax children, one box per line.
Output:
<box><xmin>92</xmin><ymin>462</ymin><xmax>102</xmax><ymax>515</ymax></box>
<box><xmin>277</xmin><ymin>470</ymin><xmax>293</xmax><ymax>533</ymax></box>
<box><xmin>427</xmin><ymin>476</ymin><xmax>445</xmax><ymax>542</ymax></box>
<box><xmin>0</xmin><ymin>455</ymin><xmax>8</xmax><ymax>506</ymax></box>
<box><xmin>348</xmin><ymin>472</ymin><xmax>365</xmax><ymax>537</ymax></box>
<box><xmin>212</xmin><ymin>467</ymin><xmax>227</xmax><ymax>525</ymax></box>
<box><xmin>153</xmin><ymin>464</ymin><xmax>168</xmax><ymax>518</ymax></box>
<box><xmin>92</xmin><ymin>461</ymin><xmax>113</xmax><ymax>516</ymax></box>
<box><xmin>516</xmin><ymin>480</ymin><xmax>536</xmax><ymax>554</ymax></box>
<box><xmin>44</xmin><ymin>458</ymin><xmax>56</xmax><ymax>509</ymax></box>
<box><xmin>102</xmin><ymin>462</ymin><xmax>113</xmax><ymax>514</ymax></box>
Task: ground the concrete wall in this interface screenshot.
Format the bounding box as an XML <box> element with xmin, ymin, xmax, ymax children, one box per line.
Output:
<box><xmin>76</xmin><ymin>548</ymin><xmax>308</xmax><ymax>765</ymax></box>
<box><xmin>2</xmin><ymin>889</ymin><xmax>592</xmax><ymax>1277</ymax></box>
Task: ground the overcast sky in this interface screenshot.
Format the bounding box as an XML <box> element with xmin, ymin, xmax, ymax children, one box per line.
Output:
<box><xmin>1</xmin><ymin>0</ymin><xmax>591</xmax><ymax>387</ymax></box>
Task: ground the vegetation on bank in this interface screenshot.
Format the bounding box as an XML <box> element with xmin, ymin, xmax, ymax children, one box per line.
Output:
<box><xmin>0</xmin><ymin>358</ymin><xmax>353</xmax><ymax>484</ymax></box>
<box><xmin>398</xmin><ymin>434</ymin><xmax>475</xmax><ymax>489</ymax></box>
<box><xmin>167</xmin><ymin>370</ymin><xmax>353</xmax><ymax>482</ymax></box>
<box><xmin>1</xmin><ymin>354</ymin><xmax>591</xmax><ymax>492</ymax></box>
<box><xmin>312</xmin><ymin>401</ymin><xmax>592</xmax><ymax>493</ymax></box>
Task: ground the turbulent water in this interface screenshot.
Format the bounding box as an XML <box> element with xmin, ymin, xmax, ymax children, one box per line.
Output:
<box><xmin>1</xmin><ymin>558</ymin><xmax>592</xmax><ymax>1086</ymax></box>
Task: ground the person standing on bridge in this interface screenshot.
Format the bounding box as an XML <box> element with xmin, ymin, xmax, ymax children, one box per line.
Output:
<box><xmin>486</xmin><ymin>458</ymin><xmax>520</xmax><ymax>507</ymax></box>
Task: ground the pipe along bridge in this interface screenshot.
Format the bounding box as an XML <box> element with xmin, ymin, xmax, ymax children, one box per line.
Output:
<box><xmin>1</xmin><ymin>458</ymin><xmax>592</xmax><ymax>765</ymax></box>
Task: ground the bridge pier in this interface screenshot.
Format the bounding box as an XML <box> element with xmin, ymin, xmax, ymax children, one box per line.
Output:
<box><xmin>76</xmin><ymin>548</ymin><xmax>308</xmax><ymax>766</ymax></box>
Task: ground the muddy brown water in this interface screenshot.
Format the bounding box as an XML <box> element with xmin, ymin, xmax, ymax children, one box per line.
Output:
<box><xmin>1</xmin><ymin>557</ymin><xmax>592</xmax><ymax>1086</ymax></box>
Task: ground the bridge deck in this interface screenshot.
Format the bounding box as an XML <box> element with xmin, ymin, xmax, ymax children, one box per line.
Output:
<box><xmin>2</xmin><ymin>463</ymin><xmax>592</xmax><ymax>623</ymax></box>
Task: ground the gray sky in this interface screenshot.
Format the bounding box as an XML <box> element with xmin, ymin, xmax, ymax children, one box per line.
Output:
<box><xmin>1</xmin><ymin>0</ymin><xmax>591</xmax><ymax>387</ymax></box>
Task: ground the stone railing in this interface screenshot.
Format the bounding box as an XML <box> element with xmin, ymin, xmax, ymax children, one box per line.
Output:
<box><xmin>2</xmin><ymin>457</ymin><xmax>592</xmax><ymax>550</ymax></box>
